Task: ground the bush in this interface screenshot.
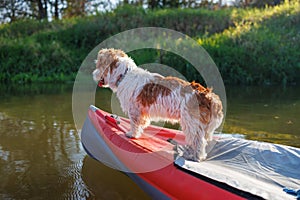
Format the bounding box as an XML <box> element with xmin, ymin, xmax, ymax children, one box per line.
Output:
<box><xmin>0</xmin><ymin>1</ymin><xmax>299</xmax><ymax>85</ymax></box>
<box><xmin>199</xmin><ymin>1</ymin><xmax>300</xmax><ymax>85</ymax></box>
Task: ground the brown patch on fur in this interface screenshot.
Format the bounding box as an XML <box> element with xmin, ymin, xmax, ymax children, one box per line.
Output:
<box><xmin>190</xmin><ymin>81</ymin><xmax>212</xmax><ymax>124</ymax></box>
<box><xmin>190</xmin><ymin>81</ymin><xmax>211</xmax><ymax>94</ymax></box>
<box><xmin>136</xmin><ymin>76</ymin><xmax>192</xmax><ymax>107</ymax></box>
<box><xmin>109</xmin><ymin>59</ymin><xmax>119</xmax><ymax>73</ymax></box>
<box><xmin>137</xmin><ymin>82</ymin><xmax>172</xmax><ymax>107</ymax></box>
<box><xmin>137</xmin><ymin>76</ymin><xmax>217</xmax><ymax>124</ymax></box>
<box><xmin>96</xmin><ymin>48</ymin><xmax>127</xmax><ymax>78</ymax></box>
<box><xmin>136</xmin><ymin>77</ymin><xmax>213</xmax><ymax>116</ymax></box>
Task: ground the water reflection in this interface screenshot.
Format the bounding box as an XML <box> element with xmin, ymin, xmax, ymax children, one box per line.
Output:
<box><xmin>0</xmin><ymin>84</ymin><xmax>89</xmax><ymax>199</ymax></box>
<box><xmin>0</xmin><ymin>84</ymin><xmax>150</xmax><ymax>200</ymax></box>
<box><xmin>0</xmin><ymin>84</ymin><xmax>299</xmax><ymax>199</ymax></box>
<box><xmin>225</xmin><ymin>86</ymin><xmax>300</xmax><ymax>147</ymax></box>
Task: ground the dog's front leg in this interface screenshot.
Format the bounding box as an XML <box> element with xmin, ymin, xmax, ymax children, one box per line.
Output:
<box><xmin>126</xmin><ymin>106</ymin><xmax>148</xmax><ymax>138</ymax></box>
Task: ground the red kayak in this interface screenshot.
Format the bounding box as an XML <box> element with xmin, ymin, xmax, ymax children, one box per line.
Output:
<box><xmin>81</xmin><ymin>105</ymin><xmax>300</xmax><ymax>200</ymax></box>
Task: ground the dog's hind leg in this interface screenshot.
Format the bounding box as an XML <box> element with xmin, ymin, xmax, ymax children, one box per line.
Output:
<box><xmin>205</xmin><ymin>93</ymin><xmax>224</xmax><ymax>141</ymax></box>
<box><xmin>183</xmin><ymin>131</ymin><xmax>207</xmax><ymax>162</ymax></box>
<box><xmin>180</xmin><ymin>115</ymin><xmax>208</xmax><ymax>161</ymax></box>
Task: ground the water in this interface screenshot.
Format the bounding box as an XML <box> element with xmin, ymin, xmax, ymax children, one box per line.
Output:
<box><xmin>0</xmin><ymin>84</ymin><xmax>299</xmax><ymax>199</ymax></box>
<box><xmin>225</xmin><ymin>86</ymin><xmax>300</xmax><ymax>147</ymax></box>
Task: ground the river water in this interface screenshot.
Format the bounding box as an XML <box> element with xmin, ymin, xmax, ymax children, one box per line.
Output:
<box><xmin>0</xmin><ymin>84</ymin><xmax>299</xmax><ymax>199</ymax></box>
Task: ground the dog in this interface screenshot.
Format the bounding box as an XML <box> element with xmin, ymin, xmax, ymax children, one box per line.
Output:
<box><xmin>93</xmin><ymin>48</ymin><xmax>223</xmax><ymax>161</ymax></box>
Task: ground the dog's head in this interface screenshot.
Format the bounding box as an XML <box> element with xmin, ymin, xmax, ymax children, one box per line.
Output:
<box><xmin>93</xmin><ymin>48</ymin><xmax>136</xmax><ymax>92</ymax></box>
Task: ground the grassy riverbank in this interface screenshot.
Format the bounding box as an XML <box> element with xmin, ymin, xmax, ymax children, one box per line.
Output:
<box><xmin>0</xmin><ymin>0</ymin><xmax>299</xmax><ymax>85</ymax></box>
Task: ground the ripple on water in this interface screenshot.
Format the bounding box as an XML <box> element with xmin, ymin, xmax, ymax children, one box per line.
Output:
<box><xmin>61</xmin><ymin>159</ymin><xmax>91</xmax><ymax>200</ymax></box>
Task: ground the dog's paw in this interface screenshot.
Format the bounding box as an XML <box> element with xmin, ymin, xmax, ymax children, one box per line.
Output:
<box><xmin>197</xmin><ymin>153</ymin><xmax>207</xmax><ymax>162</ymax></box>
<box><xmin>125</xmin><ymin>132</ymin><xmax>134</xmax><ymax>138</ymax></box>
<box><xmin>176</xmin><ymin>145</ymin><xmax>206</xmax><ymax>162</ymax></box>
<box><xmin>125</xmin><ymin>132</ymin><xmax>141</xmax><ymax>139</ymax></box>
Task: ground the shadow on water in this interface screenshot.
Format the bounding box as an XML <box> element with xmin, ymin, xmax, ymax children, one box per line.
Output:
<box><xmin>81</xmin><ymin>156</ymin><xmax>150</xmax><ymax>200</ymax></box>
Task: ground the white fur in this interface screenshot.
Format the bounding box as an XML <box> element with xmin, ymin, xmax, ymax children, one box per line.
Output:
<box><xmin>94</xmin><ymin>52</ymin><xmax>223</xmax><ymax>162</ymax></box>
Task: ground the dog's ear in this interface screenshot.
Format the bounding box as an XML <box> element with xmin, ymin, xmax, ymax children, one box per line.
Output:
<box><xmin>107</xmin><ymin>60</ymin><xmax>127</xmax><ymax>86</ymax></box>
<box><xmin>92</xmin><ymin>69</ymin><xmax>101</xmax><ymax>82</ymax></box>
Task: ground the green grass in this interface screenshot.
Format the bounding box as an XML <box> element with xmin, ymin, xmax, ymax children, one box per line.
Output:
<box><xmin>0</xmin><ymin>1</ymin><xmax>299</xmax><ymax>85</ymax></box>
<box><xmin>198</xmin><ymin>1</ymin><xmax>300</xmax><ymax>85</ymax></box>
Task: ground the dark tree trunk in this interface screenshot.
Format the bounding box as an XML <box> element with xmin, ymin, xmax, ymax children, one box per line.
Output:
<box><xmin>54</xmin><ymin>0</ymin><xmax>59</xmax><ymax>20</ymax></box>
<box><xmin>36</xmin><ymin>0</ymin><xmax>47</xmax><ymax>19</ymax></box>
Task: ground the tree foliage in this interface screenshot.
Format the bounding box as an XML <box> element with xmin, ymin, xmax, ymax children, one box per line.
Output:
<box><xmin>0</xmin><ymin>0</ymin><xmax>285</xmax><ymax>23</ymax></box>
<box><xmin>0</xmin><ymin>1</ymin><xmax>299</xmax><ymax>85</ymax></box>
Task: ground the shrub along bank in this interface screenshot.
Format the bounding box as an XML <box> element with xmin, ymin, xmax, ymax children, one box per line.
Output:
<box><xmin>0</xmin><ymin>1</ymin><xmax>299</xmax><ymax>85</ymax></box>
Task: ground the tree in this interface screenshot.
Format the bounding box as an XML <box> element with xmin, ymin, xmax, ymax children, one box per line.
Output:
<box><xmin>0</xmin><ymin>0</ymin><xmax>32</xmax><ymax>23</ymax></box>
<box><xmin>63</xmin><ymin>0</ymin><xmax>86</xmax><ymax>17</ymax></box>
<box><xmin>49</xmin><ymin>0</ymin><xmax>59</xmax><ymax>19</ymax></box>
<box><xmin>35</xmin><ymin>0</ymin><xmax>48</xmax><ymax>19</ymax></box>
<box><xmin>147</xmin><ymin>0</ymin><xmax>182</xmax><ymax>9</ymax></box>
<box><xmin>85</xmin><ymin>0</ymin><xmax>115</xmax><ymax>15</ymax></box>
<box><xmin>233</xmin><ymin>0</ymin><xmax>283</xmax><ymax>7</ymax></box>
<box><xmin>48</xmin><ymin>0</ymin><xmax>67</xmax><ymax>20</ymax></box>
